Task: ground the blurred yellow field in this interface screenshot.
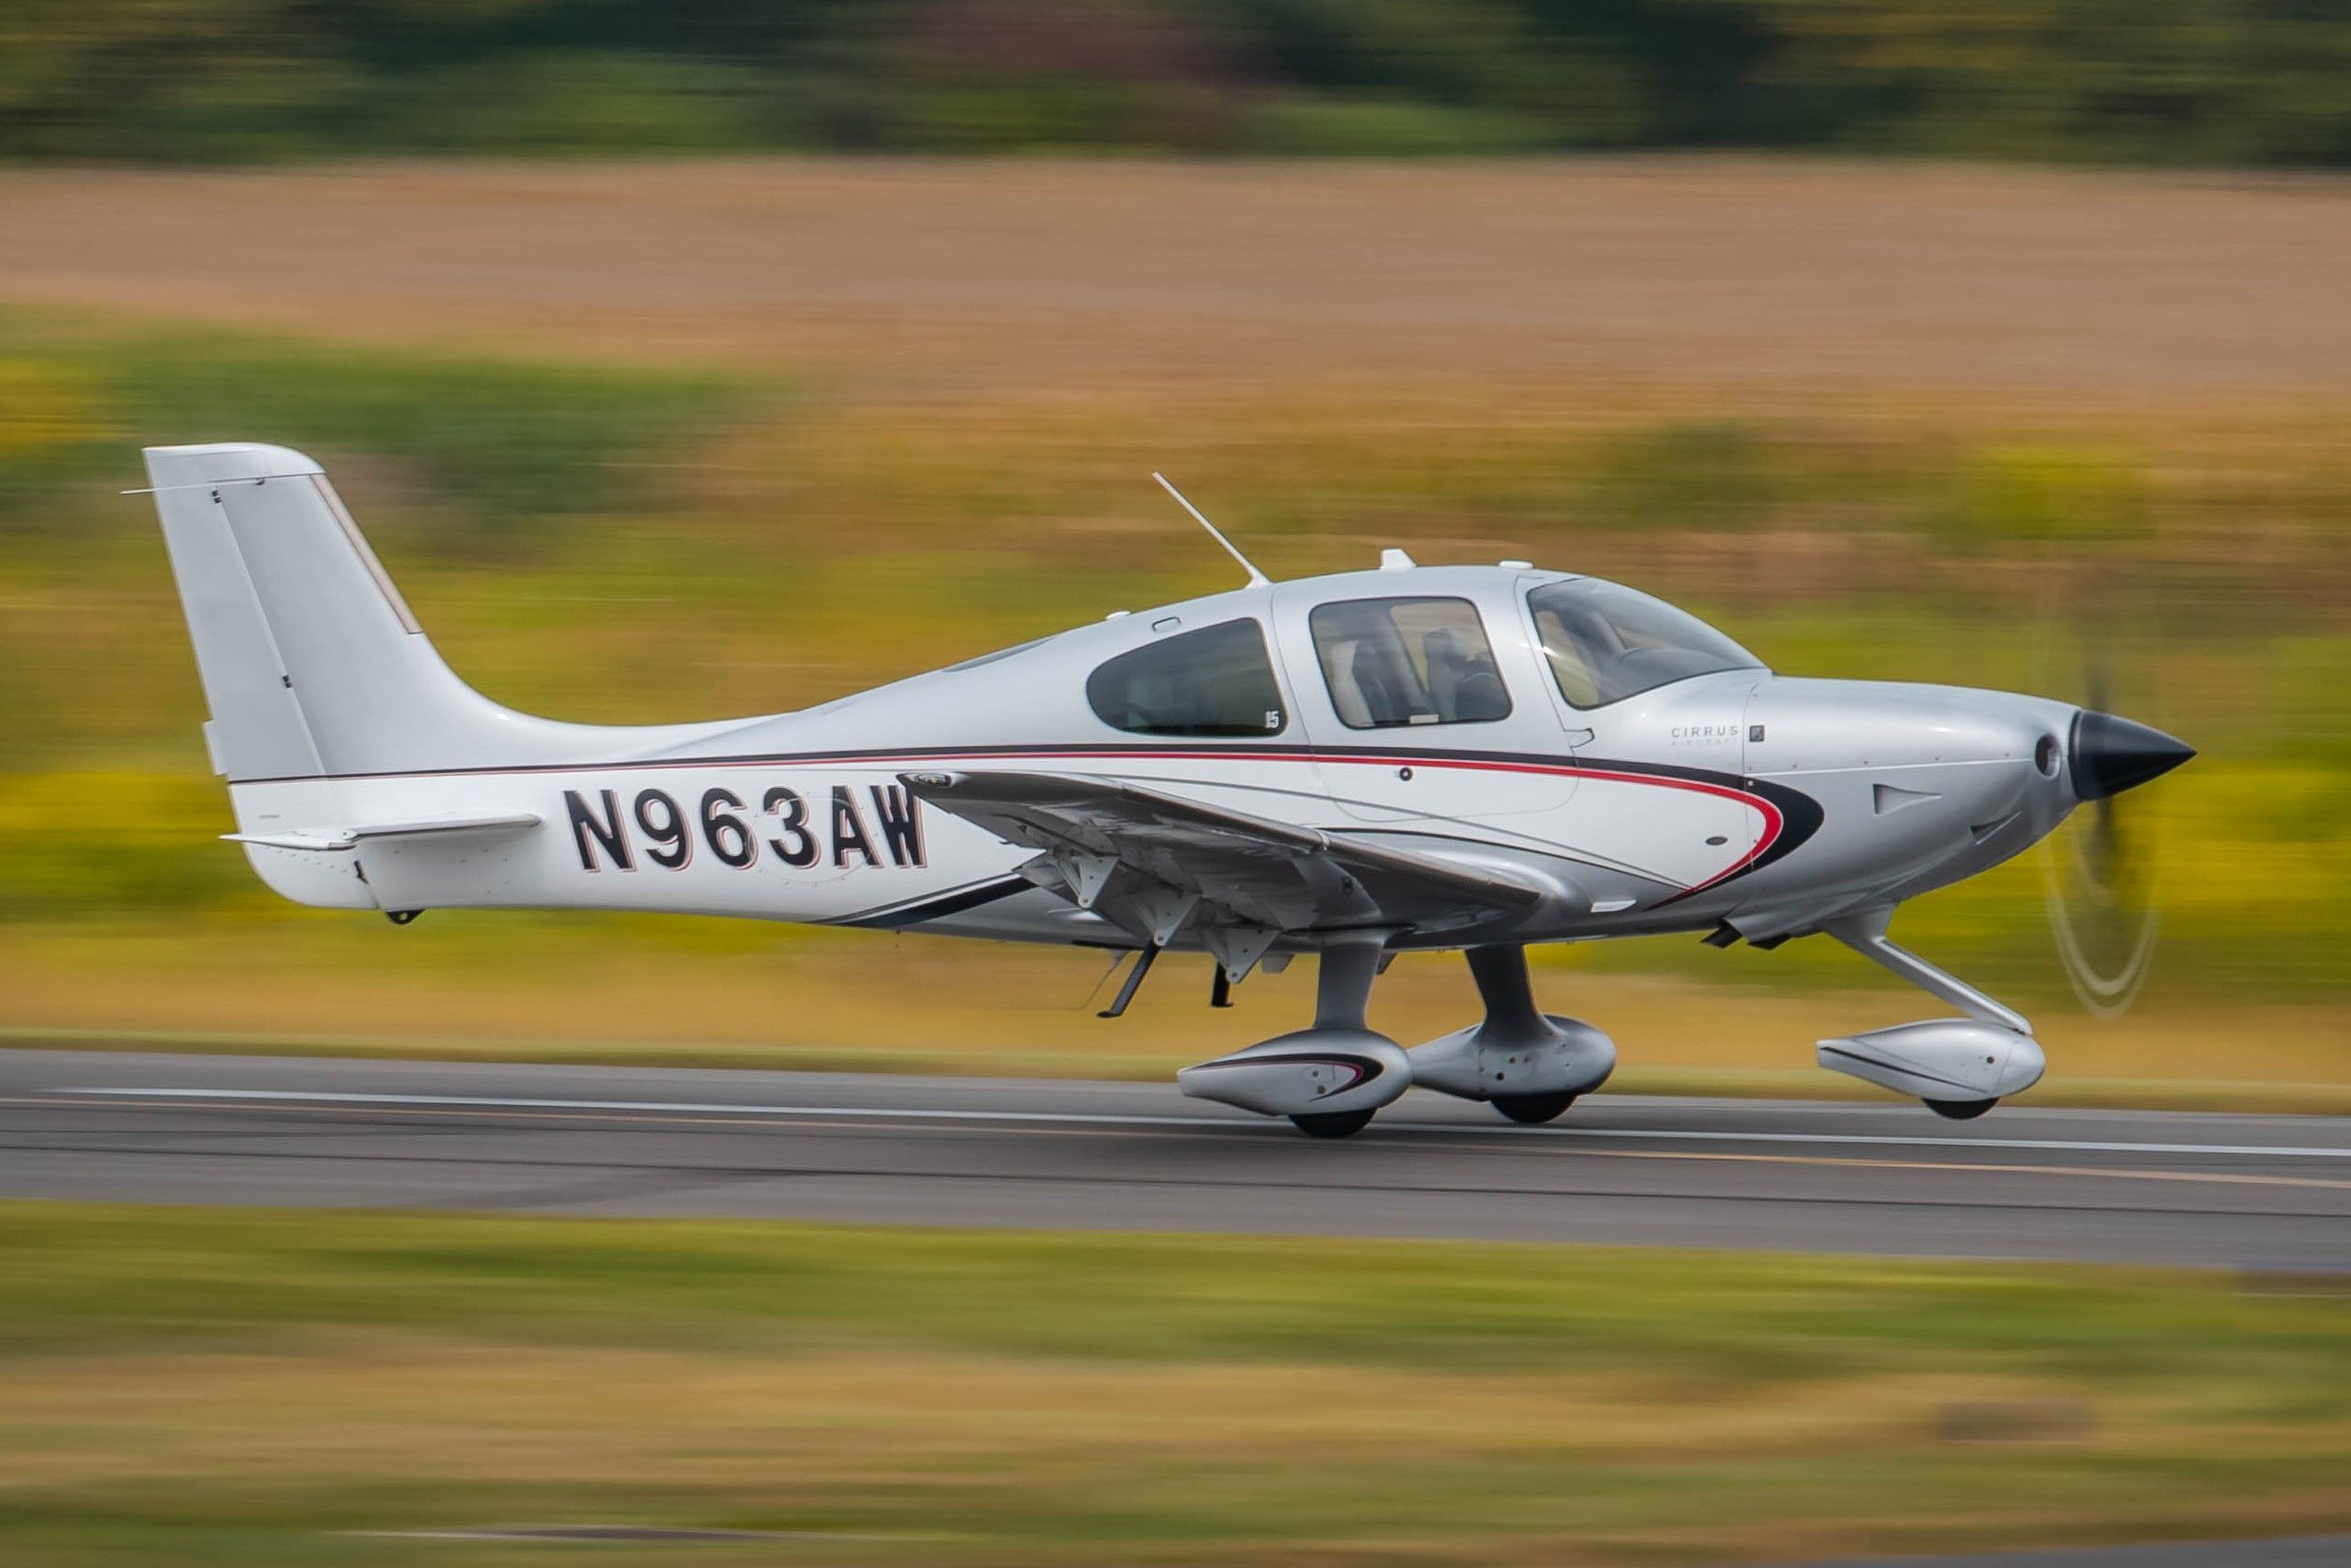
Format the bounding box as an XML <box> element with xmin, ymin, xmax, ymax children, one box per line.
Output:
<box><xmin>4</xmin><ymin>925</ymin><xmax>2348</xmax><ymax>1112</ymax></box>
<box><xmin>5</xmin><ymin>10</ymin><xmax>2351</xmax><ymax>1561</ymax></box>
<box><xmin>6</xmin><ymin>1204</ymin><xmax>2348</xmax><ymax>1566</ymax></box>
<box><xmin>0</xmin><ymin>158</ymin><xmax>2343</xmax><ymax>1099</ymax></box>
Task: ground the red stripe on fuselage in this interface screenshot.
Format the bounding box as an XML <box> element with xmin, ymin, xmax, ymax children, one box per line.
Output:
<box><xmin>1031</xmin><ymin>748</ymin><xmax>1785</xmax><ymax>899</ymax></box>
<box><xmin>280</xmin><ymin>744</ymin><xmax>1785</xmax><ymax>902</ymax></box>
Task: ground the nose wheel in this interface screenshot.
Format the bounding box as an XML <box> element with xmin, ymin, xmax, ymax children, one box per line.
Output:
<box><xmin>1925</xmin><ymin>1098</ymin><xmax>1998</xmax><ymax>1120</ymax></box>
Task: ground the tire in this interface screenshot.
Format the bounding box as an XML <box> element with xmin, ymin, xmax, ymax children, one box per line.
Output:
<box><xmin>1492</xmin><ymin>1093</ymin><xmax>1577</xmax><ymax>1125</ymax></box>
<box><xmin>1289</xmin><ymin>1109</ymin><xmax>1376</xmax><ymax>1139</ymax></box>
<box><xmin>1925</xmin><ymin>1098</ymin><xmax>1997</xmax><ymax>1120</ymax></box>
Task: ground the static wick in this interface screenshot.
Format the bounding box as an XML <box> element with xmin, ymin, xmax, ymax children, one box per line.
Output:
<box><xmin>1153</xmin><ymin>472</ymin><xmax>1269</xmax><ymax>589</ymax></box>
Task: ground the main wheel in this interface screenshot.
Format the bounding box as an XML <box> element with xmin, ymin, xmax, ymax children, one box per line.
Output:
<box><xmin>1491</xmin><ymin>1092</ymin><xmax>1577</xmax><ymax>1125</ymax></box>
<box><xmin>1925</xmin><ymin>1098</ymin><xmax>1997</xmax><ymax>1120</ymax></box>
<box><xmin>1289</xmin><ymin>1109</ymin><xmax>1376</xmax><ymax>1139</ymax></box>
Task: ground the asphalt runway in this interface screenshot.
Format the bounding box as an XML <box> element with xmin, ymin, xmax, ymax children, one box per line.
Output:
<box><xmin>1777</xmin><ymin>1539</ymin><xmax>2351</xmax><ymax>1568</ymax></box>
<box><xmin>2</xmin><ymin>1047</ymin><xmax>2347</xmax><ymax>1267</ymax></box>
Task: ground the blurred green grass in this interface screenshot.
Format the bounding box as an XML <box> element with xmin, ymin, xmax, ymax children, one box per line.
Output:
<box><xmin>0</xmin><ymin>318</ymin><xmax>747</xmax><ymax>529</ymax></box>
<box><xmin>2</xmin><ymin>1202</ymin><xmax>2347</xmax><ymax>1566</ymax></box>
<box><xmin>6</xmin><ymin>2</ymin><xmax>2349</xmax><ymax>165</ymax></box>
<box><xmin>0</xmin><ymin>306</ymin><xmax>2343</xmax><ymax>1077</ymax></box>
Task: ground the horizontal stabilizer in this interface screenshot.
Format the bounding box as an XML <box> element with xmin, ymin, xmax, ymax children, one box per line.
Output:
<box><xmin>224</xmin><ymin>812</ymin><xmax>541</xmax><ymax>852</ymax></box>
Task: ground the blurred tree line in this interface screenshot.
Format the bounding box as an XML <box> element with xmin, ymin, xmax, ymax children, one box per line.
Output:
<box><xmin>3</xmin><ymin>0</ymin><xmax>2346</xmax><ymax>165</ymax></box>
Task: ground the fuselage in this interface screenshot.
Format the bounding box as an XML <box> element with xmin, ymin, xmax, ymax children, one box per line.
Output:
<box><xmin>226</xmin><ymin>562</ymin><xmax>2093</xmax><ymax>955</ymax></box>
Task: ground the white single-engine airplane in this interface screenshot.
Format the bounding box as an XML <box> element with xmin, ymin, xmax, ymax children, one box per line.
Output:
<box><xmin>143</xmin><ymin>442</ymin><xmax>2194</xmax><ymax>1136</ymax></box>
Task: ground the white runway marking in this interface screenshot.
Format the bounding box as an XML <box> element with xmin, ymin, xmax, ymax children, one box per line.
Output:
<box><xmin>50</xmin><ymin>1087</ymin><xmax>2351</xmax><ymax>1161</ymax></box>
<box><xmin>56</xmin><ymin>1088</ymin><xmax>1212</xmax><ymax>1126</ymax></box>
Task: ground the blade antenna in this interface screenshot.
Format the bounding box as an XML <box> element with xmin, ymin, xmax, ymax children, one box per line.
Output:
<box><xmin>1153</xmin><ymin>472</ymin><xmax>1269</xmax><ymax>588</ymax></box>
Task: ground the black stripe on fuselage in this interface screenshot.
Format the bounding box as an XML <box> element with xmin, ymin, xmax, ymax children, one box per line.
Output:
<box><xmin>1735</xmin><ymin>774</ymin><xmax>1825</xmax><ymax>877</ymax></box>
<box><xmin>232</xmin><ymin>742</ymin><xmax>1824</xmax><ymax>900</ymax></box>
<box><xmin>835</xmin><ymin>876</ymin><xmax>1034</xmax><ymax>930</ymax></box>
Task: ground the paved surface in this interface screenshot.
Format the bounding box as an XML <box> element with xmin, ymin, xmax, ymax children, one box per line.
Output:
<box><xmin>1784</xmin><ymin>1537</ymin><xmax>2351</xmax><ymax>1568</ymax></box>
<box><xmin>2</xmin><ymin>1049</ymin><xmax>2347</xmax><ymax>1267</ymax></box>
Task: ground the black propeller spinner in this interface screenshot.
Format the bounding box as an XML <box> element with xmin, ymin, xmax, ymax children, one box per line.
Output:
<box><xmin>2069</xmin><ymin>708</ymin><xmax>2196</xmax><ymax>803</ymax></box>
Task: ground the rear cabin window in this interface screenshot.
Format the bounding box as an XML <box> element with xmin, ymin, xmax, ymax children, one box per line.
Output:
<box><xmin>1086</xmin><ymin>618</ymin><xmax>1287</xmax><ymax>737</ymax></box>
<box><xmin>1309</xmin><ymin>596</ymin><xmax>1511</xmax><ymax>728</ymax></box>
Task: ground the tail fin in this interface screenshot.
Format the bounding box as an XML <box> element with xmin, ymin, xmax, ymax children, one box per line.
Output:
<box><xmin>143</xmin><ymin>442</ymin><xmax>726</xmax><ymax>781</ymax></box>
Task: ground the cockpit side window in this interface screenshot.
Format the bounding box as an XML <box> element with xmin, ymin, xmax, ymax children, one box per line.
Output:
<box><xmin>1309</xmin><ymin>596</ymin><xmax>1511</xmax><ymax>729</ymax></box>
<box><xmin>1085</xmin><ymin>618</ymin><xmax>1287</xmax><ymax>737</ymax></box>
<box><xmin>1526</xmin><ymin>579</ymin><xmax>1762</xmax><ymax>709</ymax></box>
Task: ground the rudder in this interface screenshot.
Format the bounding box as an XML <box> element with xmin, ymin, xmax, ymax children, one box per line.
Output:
<box><xmin>144</xmin><ymin>444</ymin><xmax>336</xmax><ymax>780</ymax></box>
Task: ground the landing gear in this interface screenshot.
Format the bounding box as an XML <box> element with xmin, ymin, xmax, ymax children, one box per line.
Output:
<box><xmin>1177</xmin><ymin>933</ymin><xmax>1411</xmax><ymax>1137</ymax></box>
<box><xmin>1179</xmin><ymin>940</ymin><xmax>1616</xmax><ymax>1139</ymax></box>
<box><xmin>1491</xmin><ymin>1092</ymin><xmax>1577</xmax><ymax>1125</ymax></box>
<box><xmin>1289</xmin><ymin>1109</ymin><xmax>1377</xmax><ymax>1139</ymax></box>
<box><xmin>1810</xmin><ymin>911</ymin><xmax>2047</xmax><ymax>1116</ymax></box>
<box><xmin>1403</xmin><ymin>945</ymin><xmax>1617</xmax><ymax>1117</ymax></box>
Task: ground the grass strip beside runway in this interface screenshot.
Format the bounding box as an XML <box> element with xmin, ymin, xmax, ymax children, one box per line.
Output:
<box><xmin>2</xmin><ymin>1203</ymin><xmax>2346</xmax><ymax>1566</ymax></box>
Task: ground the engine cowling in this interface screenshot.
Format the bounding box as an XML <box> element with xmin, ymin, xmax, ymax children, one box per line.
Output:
<box><xmin>1177</xmin><ymin>1028</ymin><xmax>1412</xmax><ymax>1118</ymax></box>
<box><xmin>1816</xmin><ymin>1019</ymin><xmax>2046</xmax><ymax>1103</ymax></box>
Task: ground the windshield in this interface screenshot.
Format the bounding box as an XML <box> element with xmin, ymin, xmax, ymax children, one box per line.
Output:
<box><xmin>1526</xmin><ymin>579</ymin><xmax>1762</xmax><ymax>709</ymax></box>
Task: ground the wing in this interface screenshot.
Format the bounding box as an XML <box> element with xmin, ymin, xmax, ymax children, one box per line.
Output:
<box><xmin>899</xmin><ymin>769</ymin><xmax>1549</xmax><ymax>968</ymax></box>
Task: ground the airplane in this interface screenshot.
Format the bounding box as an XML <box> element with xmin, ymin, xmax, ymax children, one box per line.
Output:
<box><xmin>139</xmin><ymin>442</ymin><xmax>2195</xmax><ymax>1138</ymax></box>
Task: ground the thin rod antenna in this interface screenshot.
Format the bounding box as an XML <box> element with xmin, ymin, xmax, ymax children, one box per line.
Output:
<box><xmin>1153</xmin><ymin>472</ymin><xmax>1269</xmax><ymax>588</ymax></box>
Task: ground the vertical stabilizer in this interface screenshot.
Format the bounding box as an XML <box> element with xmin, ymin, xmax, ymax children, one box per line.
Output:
<box><xmin>143</xmin><ymin>442</ymin><xmax>736</xmax><ymax>781</ymax></box>
<box><xmin>146</xmin><ymin>445</ymin><xmax>333</xmax><ymax>780</ymax></box>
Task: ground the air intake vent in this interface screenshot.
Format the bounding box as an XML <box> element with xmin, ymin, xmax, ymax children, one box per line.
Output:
<box><xmin>1872</xmin><ymin>783</ymin><xmax>1938</xmax><ymax>815</ymax></box>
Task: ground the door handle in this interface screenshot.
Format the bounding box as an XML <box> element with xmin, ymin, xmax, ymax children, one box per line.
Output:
<box><xmin>1560</xmin><ymin>728</ymin><xmax>1594</xmax><ymax>747</ymax></box>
